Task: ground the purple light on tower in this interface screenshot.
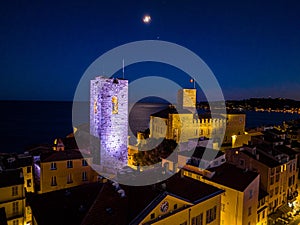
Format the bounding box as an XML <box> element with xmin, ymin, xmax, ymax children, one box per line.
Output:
<box><xmin>90</xmin><ymin>76</ymin><xmax>128</xmax><ymax>167</ymax></box>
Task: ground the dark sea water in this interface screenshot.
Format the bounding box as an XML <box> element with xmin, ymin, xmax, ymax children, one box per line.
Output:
<box><xmin>1</xmin><ymin>101</ymin><xmax>300</xmax><ymax>154</ymax></box>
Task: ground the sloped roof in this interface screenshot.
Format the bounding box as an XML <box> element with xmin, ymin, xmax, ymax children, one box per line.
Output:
<box><xmin>204</xmin><ymin>163</ymin><xmax>259</xmax><ymax>192</ymax></box>
<box><xmin>0</xmin><ymin>168</ymin><xmax>24</xmax><ymax>188</ymax></box>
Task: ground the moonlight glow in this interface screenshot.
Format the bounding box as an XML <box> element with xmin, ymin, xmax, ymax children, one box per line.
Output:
<box><xmin>143</xmin><ymin>15</ymin><xmax>151</xmax><ymax>24</ymax></box>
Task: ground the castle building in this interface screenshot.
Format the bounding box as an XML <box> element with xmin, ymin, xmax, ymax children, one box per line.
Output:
<box><xmin>90</xmin><ymin>76</ymin><xmax>128</xmax><ymax>167</ymax></box>
<box><xmin>149</xmin><ymin>88</ymin><xmax>227</xmax><ymax>144</ymax></box>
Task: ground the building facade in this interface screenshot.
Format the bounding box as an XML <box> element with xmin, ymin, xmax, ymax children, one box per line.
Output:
<box><xmin>33</xmin><ymin>149</ymin><xmax>97</xmax><ymax>194</ymax></box>
<box><xmin>0</xmin><ymin>169</ymin><xmax>32</xmax><ymax>225</ymax></box>
<box><xmin>182</xmin><ymin>163</ymin><xmax>260</xmax><ymax>225</ymax></box>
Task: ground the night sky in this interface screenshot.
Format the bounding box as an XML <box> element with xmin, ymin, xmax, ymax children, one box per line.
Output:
<box><xmin>1</xmin><ymin>0</ymin><xmax>300</xmax><ymax>101</ymax></box>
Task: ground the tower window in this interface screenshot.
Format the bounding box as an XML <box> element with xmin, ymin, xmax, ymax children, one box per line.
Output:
<box><xmin>67</xmin><ymin>160</ymin><xmax>73</xmax><ymax>168</ymax></box>
<box><xmin>112</xmin><ymin>96</ymin><xmax>118</xmax><ymax>114</ymax></box>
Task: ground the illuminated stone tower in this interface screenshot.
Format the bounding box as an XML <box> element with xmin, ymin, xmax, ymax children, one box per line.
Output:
<box><xmin>90</xmin><ymin>76</ymin><xmax>128</xmax><ymax>167</ymax></box>
<box><xmin>177</xmin><ymin>88</ymin><xmax>196</xmax><ymax>110</ymax></box>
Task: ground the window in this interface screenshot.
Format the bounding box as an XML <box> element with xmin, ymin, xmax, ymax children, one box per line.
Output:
<box><xmin>67</xmin><ymin>174</ymin><xmax>73</xmax><ymax>184</ymax></box>
<box><xmin>27</xmin><ymin>166</ymin><xmax>31</xmax><ymax>173</ymax></box>
<box><xmin>262</xmin><ymin>210</ymin><xmax>265</xmax><ymax>219</ymax></box>
<box><xmin>13</xmin><ymin>220</ymin><xmax>18</xmax><ymax>225</ymax></box>
<box><xmin>174</xmin><ymin>204</ymin><xmax>177</xmax><ymax>210</ymax></box>
<box><xmin>82</xmin><ymin>171</ymin><xmax>87</xmax><ymax>181</ymax></box>
<box><xmin>257</xmin><ymin>213</ymin><xmax>260</xmax><ymax>222</ymax></box>
<box><xmin>12</xmin><ymin>186</ymin><xmax>18</xmax><ymax>196</ymax></box>
<box><xmin>82</xmin><ymin>159</ymin><xmax>88</xmax><ymax>166</ymax></box>
<box><xmin>270</xmin><ymin>176</ymin><xmax>274</xmax><ymax>185</ymax></box>
<box><xmin>112</xmin><ymin>96</ymin><xmax>118</xmax><ymax>114</ymax></box>
<box><xmin>27</xmin><ymin>179</ymin><xmax>32</xmax><ymax>187</ymax></box>
<box><xmin>249</xmin><ymin>189</ymin><xmax>253</xmax><ymax>199</ymax></box>
<box><xmin>51</xmin><ymin>176</ymin><xmax>57</xmax><ymax>186</ymax></box>
<box><xmin>67</xmin><ymin>160</ymin><xmax>73</xmax><ymax>168</ymax></box>
<box><xmin>248</xmin><ymin>207</ymin><xmax>251</xmax><ymax>216</ymax></box>
<box><xmin>239</xmin><ymin>160</ymin><xmax>244</xmax><ymax>166</ymax></box>
<box><xmin>276</xmin><ymin>174</ymin><xmax>280</xmax><ymax>182</ymax></box>
<box><xmin>180</xmin><ymin>222</ymin><xmax>187</xmax><ymax>225</ymax></box>
<box><xmin>12</xmin><ymin>202</ymin><xmax>19</xmax><ymax>215</ymax></box>
<box><xmin>150</xmin><ymin>213</ymin><xmax>155</xmax><ymax>219</ymax></box>
<box><xmin>191</xmin><ymin>213</ymin><xmax>203</xmax><ymax>225</ymax></box>
<box><xmin>206</xmin><ymin>206</ymin><xmax>217</xmax><ymax>223</ymax></box>
<box><xmin>50</xmin><ymin>162</ymin><xmax>57</xmax><ymax>170</ymax></box>
<box><xmin>221</xmin><ymin>203</ymin><xmax>225</xmax><ymax>212</ymax></box>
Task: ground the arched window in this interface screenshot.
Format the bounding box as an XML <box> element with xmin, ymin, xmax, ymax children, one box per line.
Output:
<box><xmin>112</xmin><ymin>96</ymin><xmax>118</xmax><ymax>114</ymax></box>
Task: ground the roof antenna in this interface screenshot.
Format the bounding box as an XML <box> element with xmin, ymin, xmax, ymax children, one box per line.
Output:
<box><xmin>122</xmin><ymin>58</ymin><xmax>125</xmax><ymax>79</ymax></box>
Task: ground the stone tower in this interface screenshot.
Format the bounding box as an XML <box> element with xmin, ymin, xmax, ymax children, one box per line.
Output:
<box><xmin>90</xmin><ymin>76</ymin><xmax>128</xmax><ymax>167</ymax></box>
<box><xmin>177</xmin><ymin>88</ymin><xmax>196</xmax><ymax>110</ymax></box>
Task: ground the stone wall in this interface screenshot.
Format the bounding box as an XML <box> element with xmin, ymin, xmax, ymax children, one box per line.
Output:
<box><xmin>90</xmin><ymin>76</ymin><xmax>128</xmax><ymax>168</ymax></box>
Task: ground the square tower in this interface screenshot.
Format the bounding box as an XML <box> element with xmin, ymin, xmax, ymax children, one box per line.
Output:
<box><xmin>177</xmin><ymin>89</ymin><xmax>196</xmax><ymax>109</ymax></box>
<box><xmin>90</xmin><ymin>76</ymin><xmax>128</xmax><ymax>166</ymax></box>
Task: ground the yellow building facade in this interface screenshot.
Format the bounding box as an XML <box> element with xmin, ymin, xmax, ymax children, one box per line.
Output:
<box><xmin>139</xmin><ymin>194</ymin><xmax>221</xmax><ymax>225</ymax></box>
<box><xmin>226</xmin><ymin>146</ymin><xmax>298</xmax><ymax>215</ymax></box>
<box><xmin>35</xmin><ymin>150</ymin><xmax>97</xmax><ymax>194</ymax></box>
<box><xmin>0</xmin><ymin>169</ymin><xmax>32</xmax><ymax>225</ymax></box>
<box><xmin>182</xmin><ymin>163</ymin><xmax>260</xmax><ymax>225</ymax></box>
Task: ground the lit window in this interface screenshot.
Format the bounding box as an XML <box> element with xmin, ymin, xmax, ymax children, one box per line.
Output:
<box><xmin>112</xmin><ymin>96</ymin><xmax>118</xmax><ymax>114</ymax></box>
<box><xmin>51</xmin><ymin>176</ymin><xmax>57</xmax><ymax>186</ymax></box>
<box><xmin>12</xmin><ymin>186</ymin><xmax>18</xmax><ymax>196</ymax></box>
<box><xmin>67</xmin><ymin>160</ymin><xmax>73</xmax><ymax>168</ymax></box>
<box><xmin>93</xmin><ymin>100</ymin><xmax>98</xmax><ymax>114</ymax></box>
<box><xmin>50</xmin><ymin>162</ymin><xmax>57</xmax><ymax>170</ymax></box>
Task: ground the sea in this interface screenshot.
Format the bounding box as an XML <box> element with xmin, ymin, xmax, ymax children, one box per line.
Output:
<box><xmin>1</xmin><ymin>101</ymin><xmax>300</xmax><ymax>154</ymax></box>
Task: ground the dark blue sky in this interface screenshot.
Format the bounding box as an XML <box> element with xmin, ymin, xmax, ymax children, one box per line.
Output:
<box><xmin>1</xmin><ymin>0</ymin><xmax>300</xmax><ymax>101</ymax></box>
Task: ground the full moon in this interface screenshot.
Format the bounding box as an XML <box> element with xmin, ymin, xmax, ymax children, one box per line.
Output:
<box><xmin>142</xmin><ymin>15</ymin><xmax>151</xmax><ymax>24</ymax></box>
